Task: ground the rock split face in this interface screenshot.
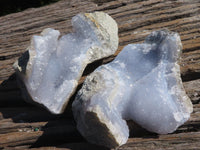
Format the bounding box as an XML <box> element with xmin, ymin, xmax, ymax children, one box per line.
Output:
<box><xmin>72</xmin><ymin>30</ymin><xmax>193</xmax><ymax>148</ymax></box>
<box><xmin>13</xmin><ymin>12</ymin><xmax>118</xmax><ymax>114</ymax></box>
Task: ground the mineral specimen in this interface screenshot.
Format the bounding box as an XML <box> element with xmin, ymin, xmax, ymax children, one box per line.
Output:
<box><xmin>72</xmin><ymin>29</ymin><xmax>193</xmax><ymax>148</ymax></box>
<box><xmin>13</xmin><ymin>12</ymin><xmax>118</xmax><ymax>114</ymax></box>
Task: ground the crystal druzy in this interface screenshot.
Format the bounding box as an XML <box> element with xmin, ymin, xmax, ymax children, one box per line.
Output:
<box><xmin>13</xmin><ymin>12</ymin><xmax>118</xmax><ymax>114</ymax></box>
<box><xmin>72</xmin><ymin>30</ymin><xmax>193</xmax><ymax>148</ymax></box>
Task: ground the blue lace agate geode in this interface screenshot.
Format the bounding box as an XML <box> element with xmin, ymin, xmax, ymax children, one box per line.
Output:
<box><xmin>13</xmin><ymin>12</ymin><xmax>118</xmax><ymax>114</ymax></box>
<box><xmin>72</xmin><ymin>29</ymin><xmax>193</xmax><ymax>148</ymax></box>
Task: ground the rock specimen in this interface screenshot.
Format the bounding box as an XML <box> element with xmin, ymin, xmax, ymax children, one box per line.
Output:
<box><xmin>13</xmin><ymin>12</ymin><xmax>118</xmax><ymax>114</ymax></box>
<box><xmin>72</xmin><ymin>29</ymin><xmax>193</xmax><ymax>148</ymax></box>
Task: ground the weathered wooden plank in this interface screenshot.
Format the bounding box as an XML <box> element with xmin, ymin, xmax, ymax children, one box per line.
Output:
<box><xmin>118</xmin><ymin>132</ymin><xmax>200</xmax><ymax>150</ymax></box>
<box><xmin>0</xmin><ymin>119</ymin><xmax>81</xmax><ymax>148</ymax></box>
<box><xmin>0</xmin><ymin>0</ymin><xmax>200</xmax><ymax>82</ymax></box>
<box><xmin>0</xmin><ymin>0</ymin><xmax>200</xmax><ymax>149</ymax></box>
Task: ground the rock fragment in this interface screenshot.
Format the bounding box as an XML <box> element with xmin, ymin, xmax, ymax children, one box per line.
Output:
<box><xmin>72</xmin><ymin>29</ymin><xmax>193</xmax><ymax>148</ymax></box>
<box><xmin>14</xmin><ymin>12</ymin><xmax>118</xmax><ymax>114</ymax></box>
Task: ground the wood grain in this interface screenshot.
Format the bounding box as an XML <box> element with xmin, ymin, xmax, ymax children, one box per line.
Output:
<box><xmin>0</xmin><ymin>0</ymin><xmax>200</xmax><ymax>149</ymax></box>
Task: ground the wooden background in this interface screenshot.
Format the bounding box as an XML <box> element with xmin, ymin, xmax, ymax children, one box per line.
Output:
<box><xmin>0</xmin><ymin>0</ymin><xmax>200</xmax><ymax>149</ymax></box>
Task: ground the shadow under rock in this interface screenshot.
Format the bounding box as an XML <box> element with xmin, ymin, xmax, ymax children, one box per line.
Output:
<box><xmin>82</xmin><ymin>55</ymin><xmax>115</xmax><ymax>76</ymax></box>
<box><xmin>30</xmin><ymin>104</ymin><xmax>109</xmax><ymax>150</ymax></box>
<box><xmin>0</xmin><ymin>73</ymin><xmax>31</xmax><ymax>107</ymax></box>
<box><xmin>57</xmin><ymin>142</ymin><xmax>110</xmax><ymax>150</ymax></box>
<box><xmin>127</xmin><ymin>120</ymin><xmax>158</xmax><ymax>139</ymax></box>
